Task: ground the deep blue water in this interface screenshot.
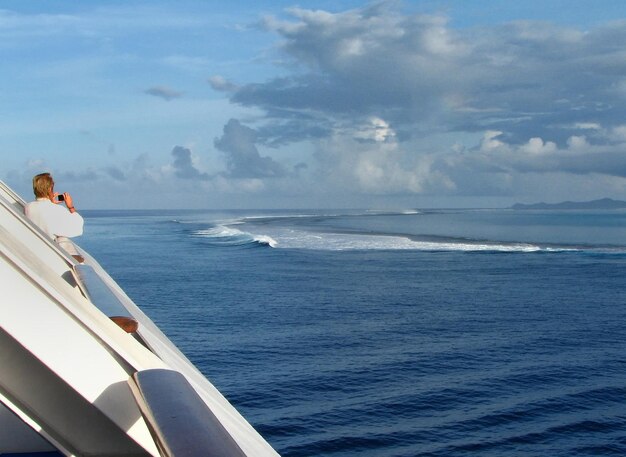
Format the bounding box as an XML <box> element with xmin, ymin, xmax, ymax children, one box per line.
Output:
<box><xmin>79</xmin><ymin>209</ymin><xmax>626</xmax><ymax>456</ymax></box>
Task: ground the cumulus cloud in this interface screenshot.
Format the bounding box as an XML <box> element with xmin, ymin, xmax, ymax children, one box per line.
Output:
<box><xmin>144</xmin><ymin>85</ymin><xmax>183</xmax><ymax>101</ymax></box>
<box><xmin>224</xmin><ymin>5</ymin><xmax>626</xmax><ymax>155</ymax></box>
<box><xmin>610</xmin><ymin>125</ymin><xmax>626</xmax><ymax>142</ymax></box>
<box><xmin>171</xmin><ymin>146</ymin><xmax>209</xmax><ymax>180</ymax></box>
<box><xmin>195</xmin><ymin>3</ymin><xmax>626</xmax><ymax>201</ymax></box>
<box><xmin>208</xmin><ymin>75</ymin><xmax>239</xmax><ymax>92</ymax></box>
<box><xmin>439</xmin><ymin>131</ymin><xmax>626</xmax><ymax>181</ymax></box>
<box><xmin>214</xmin><ymin>119</ymin><xmax>286</xmax><ymax>178</ymax></box>
<box><xmin>353</xmin><ymin>117</ymin><xmax>396</xmax><ymax>143</ymax></box>
<box><xmin>12</xmin><ymin>3</ymin><xmax>626</xmax><ymax>206</ymax></box>
<box><xmin>105</xmin><ymin>166</ymin><xmax>126</xmax><ymax>181</ymax></box>
<box><xmin>312</xmin><ymin>129</ymin><xmax>452</xmax><ymax>195</ymax></box>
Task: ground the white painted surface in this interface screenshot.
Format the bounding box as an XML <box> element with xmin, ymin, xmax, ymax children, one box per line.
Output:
<box><xmin>0</xmin><ymin>180</ymin><xmax>280</xmax><ymax>456</ymax></box>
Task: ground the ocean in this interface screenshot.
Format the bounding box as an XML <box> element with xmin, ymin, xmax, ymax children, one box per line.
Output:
<box><xmin>78</xmin><ymin>208</ymin><xmax>626</xmax><ymax>456</ymax></box>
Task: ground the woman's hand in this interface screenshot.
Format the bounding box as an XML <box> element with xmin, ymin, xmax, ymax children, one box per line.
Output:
<box><xmin>63</xmin><ymin>192</ymin><xmax>73</xmax><ymax>208</ymax></box>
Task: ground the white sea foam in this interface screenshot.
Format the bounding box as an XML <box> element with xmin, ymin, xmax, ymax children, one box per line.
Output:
<box><xmin>365</xmin><ymin>209</ymin><xmax>421</xmax><ymax>216</ymax></box>
<box><xmin>192</xmin><ymin>225</ymin><xmax>278</xmax><ymax>247</ymax></box>
<box><xmin>242</xmin><ymin>214</ymin><xmax>318</xmax><ymax>221</ymax></box>
<box><xmin>253</xmin><ymin>235</ymin><xmax>278</xmax><ymax>248</ymax></box>
<box><xmin>245</xmin><ymin>228</ymin><xmax>573</xmax><ymax>252</ymax></box>
<box><xmin>191</xmin><ymin>222</ymin><xmax>581</xmax><ymax>253</ymax></box>
<box><xmin>193</xmin><ymin>226</ymin><xmax>244</xmax><ymax>238</ymax></box>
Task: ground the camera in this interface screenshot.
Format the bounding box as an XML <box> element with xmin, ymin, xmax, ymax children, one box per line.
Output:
<box><xmin>57</xmin><ymin>194</ymin><xmax>65</xmax><ymax>202</ymax></box>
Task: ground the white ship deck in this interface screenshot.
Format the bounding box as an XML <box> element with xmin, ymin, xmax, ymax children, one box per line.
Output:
<box><xmin>0</xmin><ymin>180</ymin><xmax>279</xmax><ymax>456</ymax></box>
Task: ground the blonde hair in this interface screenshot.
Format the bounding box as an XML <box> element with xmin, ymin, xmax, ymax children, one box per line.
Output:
<box><xmin>32</xmin><ymin>173</ymin><xmax>54</xmax><ymax>198</ymax></box>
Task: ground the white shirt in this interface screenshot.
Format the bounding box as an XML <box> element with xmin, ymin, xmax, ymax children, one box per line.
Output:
<box><xmin>25</xmin><ymin>198</ymin><xmax>84</xmax><ymax>239</ymax></box>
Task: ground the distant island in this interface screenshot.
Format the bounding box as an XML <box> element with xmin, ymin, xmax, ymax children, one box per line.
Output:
<box><xmin>511</xmin><ymin>198</ymin><xmax>626</xmax><ymax>210</ymax></box>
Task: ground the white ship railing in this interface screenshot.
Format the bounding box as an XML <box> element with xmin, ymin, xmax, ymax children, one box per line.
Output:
<box><xmin>0</xmin><ymin>180</ymin><xmax>280</xmax><ymax>456</ymax></box>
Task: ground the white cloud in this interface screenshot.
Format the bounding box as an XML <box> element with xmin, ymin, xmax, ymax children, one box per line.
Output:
<box><xmin>352</xmin><ymin>117</ymin><xmax>396</xmax><ymax>142</ymax></box>
<box><xmin>26</xmin><ymin>158</ymin><xmax>46</xmax><ymax>170</ymax></box>
<box><xmin>610</xmin><ymin>125</ymin><xmax>626</xmax><ymax>142</ymax></box>
<box><xmin>521</xmin><ymin>137</ymin><xmax>557</xmax><ymax>155</ymax></box>
<box><xmin>7</xmin><ymin>3</ymin><xmax>626</xmax><ymax>207</ymax></box>
<box><xmin>0</xmin><ymin>6</ymin><xmax>209</xmax><ymax>45</ymax></box>
<box><xmin>214</xmin><ymin>119</ymin><xmax>286</xmax><ymax>178</ymax></box>
<box><xmin>171</xmin><ymin>146</ymin><xmax>209</xmax><ymax>180</ymax></box>
<box><xmin>207</xmin><ymin>3</ymin><xmax>626</xmax><ymax>203</ymax></box>
<box><xmin>231</xmin><ymin>4</ymin><xmax>626</xmax><ymax>153</ymax></box>
<box><xmin>480</xmin><ymin>131</ymin><xmax>506</xmax><ymax>151</ymax></box>
<box><xmin>567</xmin><ymin>135</ymin><xmax>589</xmax><ymax>149</ymax></box>
<box><xmin>573</xmin><ymin>122</ymin><xmax>601</xmax><ymax>130</ymax></box>
<box><xmin>209</xmin><ymin>75</ymin><xmax>239</xmax><ymax>92</ymax></box>
<box><xmin>312</xmin><ymin>132</ymin><xmax>451</xmax><ymax>196</ymax></box>
<box><xmin>144</xmin><ymin>86</ymin><xmax>183</xmax><ymax>101</ymax></box>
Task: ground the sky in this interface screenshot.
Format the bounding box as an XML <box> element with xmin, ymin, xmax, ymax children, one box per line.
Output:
<box><xmin>2</xmin><ymin>1</ymin><xmax>626</xmax><ymax>209</ymax></box>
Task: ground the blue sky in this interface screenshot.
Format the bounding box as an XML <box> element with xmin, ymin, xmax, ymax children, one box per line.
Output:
<box><xmin>3</xmin><ymin>1</ymin><xmax>626</xmax><ymax>209</ymax></box>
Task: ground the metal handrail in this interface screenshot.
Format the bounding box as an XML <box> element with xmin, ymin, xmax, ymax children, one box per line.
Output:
<box><xmin>0</xmin><ymin>179</ymin><xmax>27</xmax><ymax>207</ymax></box>
<box><xmin>73</xmin><ymin>264</ymin><xmax>139</xmax><ymax>333</ymax></box>
<box><xmin>129</xmin><ymin>369</ymin><xmax>248</xmax><ymax>457</ymax></box>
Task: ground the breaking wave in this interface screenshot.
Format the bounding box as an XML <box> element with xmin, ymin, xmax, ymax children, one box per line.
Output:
<box><xmin>185</xmin><ymin>211</ymin><xmax>626</xmax><ymax>254</ymax></box>
<box><xmin>192</xmin><ymin>225</ymin><xmax>277</xmax><ymax>248</ymax></box>
<box><xmin>250</xmin><ymin>229</ymin><xmax>575</xmax><ymax>252</ymax></box>
<box><xmin>191</xmin><ymin>225</ymin><xmax>586</xmax><ymax>253</ymax></box>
